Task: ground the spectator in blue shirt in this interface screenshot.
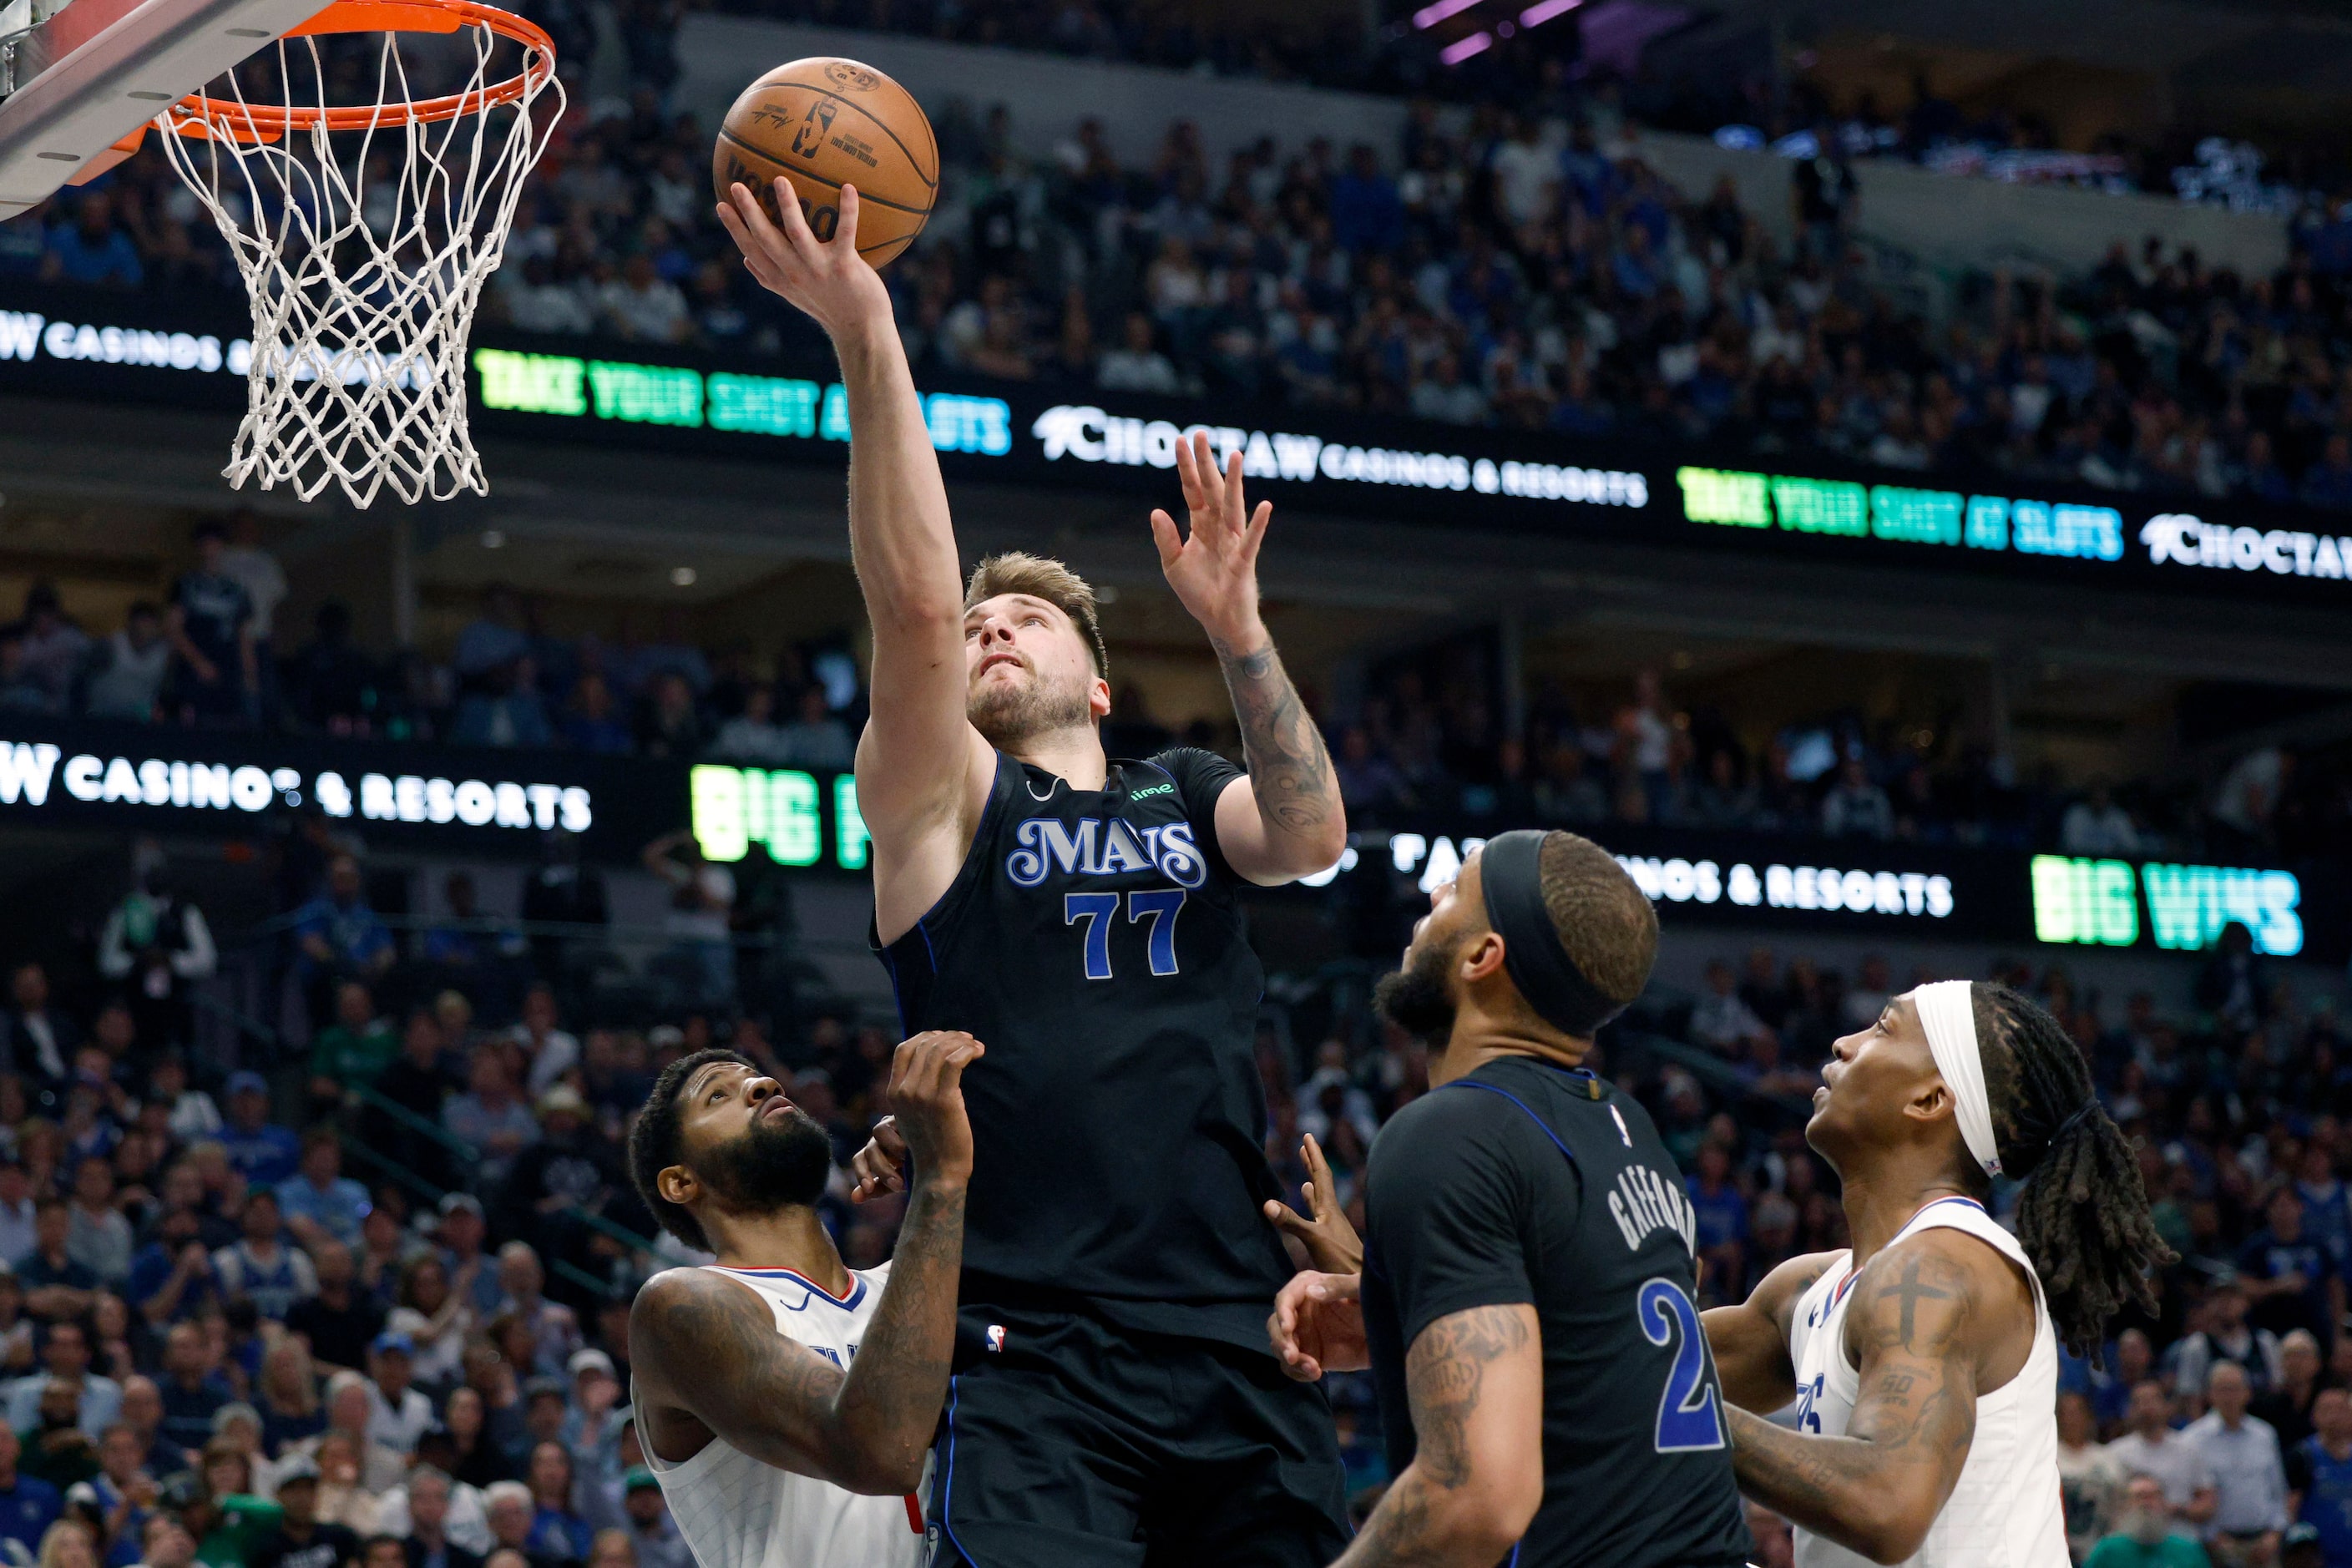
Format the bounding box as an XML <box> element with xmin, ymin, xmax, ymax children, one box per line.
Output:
<box><xmin>218</xmin><ymin>1073</ymin><xmax>301</xmax><ymax>1190</ymax></box>
<box><xmin>124</xmin><ymin>1205</ymin><xmax>218</xmax><ymax>1331</ymax></box>
<box><xmin>154</xmin><ymin>1323</ymin><xmax>231</xmax><ymax>1456</ymax></box>
<box><xmin>292</xmin><ymin>854</ymin><xmax>396</xmax><ymax>987</ymax></box>
<box><xmin>0</xmin><ymin>1426</ymin><xmax>62</xmax><ymax>1559</ymax></box>
<box><xmin>41</xmin><ymin>192</ymin><xmax>142</xmax><ymax>289</ymax></box>
<box><xmin>276</xmin><ymin>1129</ymin><xmax>370</xmax><ymax>1252</ymax></box>
<box><xmin>2303</xmin><ymin>434</ymin><xmax>2352</xmax><ymax>512</ymax></box>
<box><xmin>1328</xmin><ymin>144</ymin><xmax>1404</xmax><ymax>255</ymax></box>
<box><xmin>2241</xmin><ymin>1186</ymin><xmax>2339</xmax><ymax>1347</ymax></box>
<box><xmin>1685</xmin><ymin>1139</ymin><xmax>1751</xmax><ymax>1305</ymax></box>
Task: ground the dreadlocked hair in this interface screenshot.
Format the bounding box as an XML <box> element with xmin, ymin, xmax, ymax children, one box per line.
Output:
<box><xmin>1970</xmin><ymin>982</ymin><xmax>2175</xmax><ymax>1358</ymax></box>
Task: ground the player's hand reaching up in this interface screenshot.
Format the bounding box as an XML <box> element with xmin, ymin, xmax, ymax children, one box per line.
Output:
<box><xmin>715</xmin><ymin>178</ymin><xmax>893</xmax><ymax>342</ymax></box>
<box><xmin>1151</xmin><ymin>430</ymin><xmax>1269</xmax><ymax>652</ymax></box>
<box><xmin>1262</xmin><ymin>1133</ymin><xmax>1363</xmax><ymax>1275</ymax></box>
<box><xmin>849</xmin><ymin>1117</ymin><xmax>907</xmax><ymax>1205</ymax></box>
<box><xmin>1268</xmin><ymin>1270</ymin><xmax>1366</xmax><ymax>1383</ymax></box>
<box><xmin>878</xmin><ymin>1030</ymin><xmax>985</xmax><ymax>1192</ymax></box>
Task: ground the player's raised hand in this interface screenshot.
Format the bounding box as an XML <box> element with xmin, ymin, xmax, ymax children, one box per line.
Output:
<box><xmin>1261</xmin><ymin>1134</ymin><xmax>1363</xmax><ymax>1276</ymax></box>
<box><xmin>1151</xmin><ymin>430</ymin><xmax>1270</xmax><ymax>650</ymax></box>
<box><xmin>1268</xmin><ymin>1269</ymin><xmax>1367</xmax><ymax>1383</ymax></box>
<box><xmin>849</xmin><ymin>1116</ymin><xmax>908</xmax><ymax>1205</ymax></box>
<box><xmin>715</xmin><ymin>179</ymin><xmax>892</xmax><ymax>341</ymax></box>
<box><xmin>881</xmin><ymin>1030</ymin><xmax>985</xmax><ymax>1191</ymax></box>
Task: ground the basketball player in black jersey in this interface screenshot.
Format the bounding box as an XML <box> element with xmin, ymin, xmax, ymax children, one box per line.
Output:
<box><xmin>1267</xmin><ymin>830</ymin><xmax>1753</xmax><ymax>1568</ymax></box>
<box><xmin>717</xmin><ymin>182</ymin><xmax>1350</xmax><ymax>1564</ymax></box>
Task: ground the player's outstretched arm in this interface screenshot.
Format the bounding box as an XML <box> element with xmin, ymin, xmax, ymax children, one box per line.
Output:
<box><xmin>1331</xmin><ymin>1303</ymin><xmax>1542</xmax><ymax>1568</ymax></box>
<box><xmin>1702</xmin><ymin>1249</ymin><xmax>1840</xmax><ymax>1414</ymax></box>
<box><xmin>631</xmin><ymin>1031</ymin><xmax>983</xmax><ymax>1495</ymax></box>
<box><xmin>716</xmin><ymin>181</ymin><xmax>989</xmax><ymax>927</ymax></box>
<box><xmin>1722</xmin><ymin>1232</ymin><xmax>1996</xmax><ymax>1565</ymax></box>
<box><xmin>1151</xmin><ymin>432</ymin><xmax>1345</xmax><ymax>885</ymax></box>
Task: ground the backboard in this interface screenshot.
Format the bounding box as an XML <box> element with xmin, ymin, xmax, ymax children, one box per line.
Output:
<box><xmin>0</xmin><ymin>0</ymin><xmax>331</xmax><ymax>219</ymax></box>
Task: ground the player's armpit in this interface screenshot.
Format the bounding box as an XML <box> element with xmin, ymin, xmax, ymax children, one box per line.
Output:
<box><xmin>1724</xmin><ymin>1237</ymin><xmax>1991</xmax><ymax>1565</ymax></box>
<box><xmin>1333</xmin><ymin>1303</ymin><xmax>1541</xmax><ymax>1568</ymax></box>
<box><xmin>1702</xmin><ymin>1249</ymin><xmax>1840</xmax><ymax>1414</ymax></box>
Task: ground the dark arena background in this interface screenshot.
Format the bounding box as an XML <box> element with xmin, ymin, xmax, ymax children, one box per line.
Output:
<box><xmin>5</xmin><ymin>0</ymin><xmax>2352</xmax><ymax>1561</ymax></box>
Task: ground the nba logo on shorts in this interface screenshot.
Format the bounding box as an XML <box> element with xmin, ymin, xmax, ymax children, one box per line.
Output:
<box><xmin>985</xmin><ymin>1324</ymin><xmax>1006</xmax><ymax>1353</ymax></box>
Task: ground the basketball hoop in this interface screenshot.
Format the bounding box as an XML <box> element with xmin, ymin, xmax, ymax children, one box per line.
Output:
<box><xmin>144</xmin><ymin>0</ymin><xmax>561</xmax><ymax>506</ymax></box>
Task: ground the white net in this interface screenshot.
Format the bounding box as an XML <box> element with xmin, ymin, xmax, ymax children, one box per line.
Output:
<box><xmin>155</xmin><ymin>14</ymin><xmax>562</xmax><ymax>507</ymax></box>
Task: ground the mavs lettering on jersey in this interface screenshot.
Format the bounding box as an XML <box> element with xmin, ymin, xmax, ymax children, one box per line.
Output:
<box><xmin>1004</xmin><ymin>816</ymin><xmax>1208</xmax><ymax>888</ymax></box>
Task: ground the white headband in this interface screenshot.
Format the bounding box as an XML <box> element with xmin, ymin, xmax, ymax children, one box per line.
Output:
<box><xmin>1914</xmin><ymin>980</ymin><xmax>2001</xmax><ymax>1176</ymax></box>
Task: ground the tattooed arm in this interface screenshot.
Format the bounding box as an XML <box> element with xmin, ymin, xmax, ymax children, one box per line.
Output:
<box><xmin>1703</xmin><ymin>1249</ymin><xmax>1842</xmax><ymax>1414</ymax></box>
<box><xmin>1333</xmin><ymin>1304</ymin><xmax>1543</xmax><ymax>1568</ymax></box>
<box><xmin>629</xmin><ymin>1031</ymin><xmax>979</xmax><ymax>1495</ymax></box>
<box><xmin>1724</xmin><ymin>1230</ymin><xmax>2031</xmax><ymax>1565</ymax></box>
<box><xmin>1150</xmin><ymin>431</ymin><xmax>1346</xmax><ymax>883</ymax></box>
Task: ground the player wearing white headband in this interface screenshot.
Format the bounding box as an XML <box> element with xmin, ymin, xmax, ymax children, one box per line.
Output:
<box><xmin>1702</xmin><ymin>980</ymin><xmax>2172</xmax><ymax>1567</ymax></box>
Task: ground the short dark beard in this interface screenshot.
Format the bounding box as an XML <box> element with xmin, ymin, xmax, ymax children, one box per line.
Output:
<box><xmin>694</xmin><ymin>1107</ymin><xmax>833</xmax><ymax>1213</ymax></box>
<box><xmin>969</xmin><ymin>665</ymin><xmax>1092</xmax><ymax>749</ymax></box>
<box><xmin>1373</xmin><ymin>932</ymin><xmax>1462</xmax><ymax>1044</ymax></box>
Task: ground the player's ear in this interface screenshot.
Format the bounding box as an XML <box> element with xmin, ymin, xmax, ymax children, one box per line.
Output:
<box><xmin>1089</xmin><ymin>675</ymin><xmax>1111</xmax><ymax>719</ymax></box>
<box><xmin>1459</xmin><ymin>930</ymin><xmax>1507</xmax><ymax>984</ymax></box>
<box><xmin>655</xmin><ymin>1164</ymin><xmax>698</xmax><ymax>1209</ymax></box>
<box><xmin>1903</xmin><ymin>1075</ymin><xmax>1953</xmax><ymax>1129</ymax></box>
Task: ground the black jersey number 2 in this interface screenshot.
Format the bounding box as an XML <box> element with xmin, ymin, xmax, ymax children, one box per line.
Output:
<box><xmin>1064</xmin><ymin>890</ymin><xmax>1186</xmax><ymax>979</ymax></box>
<box><xmin>1637</xmin><ymin>1277</ymin><xmax>1727</xmax><ymax>1452</ymax></box>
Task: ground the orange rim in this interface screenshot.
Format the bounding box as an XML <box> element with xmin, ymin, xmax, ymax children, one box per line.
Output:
<box><xmin>160</xmin><ymin>0</ymin><xmax>555</xmax><ymax>142</ymax></box>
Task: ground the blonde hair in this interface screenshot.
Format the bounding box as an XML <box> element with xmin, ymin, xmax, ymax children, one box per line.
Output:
<box><xmin>36</xmin><ymin>1520</ymin><xmax>94</xmax><ymax>1568</ymax></box>
<box><xmin>964</xmin><ymin>553</ymin><xmax>1108</xmax><ymax>680</ymax></box>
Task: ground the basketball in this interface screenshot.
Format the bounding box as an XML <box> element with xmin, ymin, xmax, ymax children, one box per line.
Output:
<box><xmin>713</xmin><ymin>56</ymin><xmax>938</xmax><ymax>269</ymax></box>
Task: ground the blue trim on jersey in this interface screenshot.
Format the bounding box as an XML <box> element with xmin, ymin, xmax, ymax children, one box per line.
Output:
<box><xmin>878</xmin><ymin>944</ymin><xmax>908</xmax><ymax>1039</ymax></box>
<box><xmin>712</xmin><ymin>1267</ymin><xmax>867</xmax><ymax>1310</ymax></box>
<box><xmin>1438</xmin><ymin>1080</ymin><xmax>1578</xmax><ymax>1166</ymax></box>
<box><xmin>918</xmin><ymin>921</ymin><xmax>937</xmax><ymax>973</ymax></box>
<box><xmin>938</xmin><ymin>1374</ymin><xmax>980</xmax><ymax>1566</ymax></box>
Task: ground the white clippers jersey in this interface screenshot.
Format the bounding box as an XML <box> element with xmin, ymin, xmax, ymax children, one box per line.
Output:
<box><xmin>1786</xmin><ymin>1196</ymin><xmax>2066</xmax><ymax>1568</ymax></box>
<box><xmin>634</xmin><ymin>1263</ymin><xmax>934</xmax><ymax>1568</ymax></box>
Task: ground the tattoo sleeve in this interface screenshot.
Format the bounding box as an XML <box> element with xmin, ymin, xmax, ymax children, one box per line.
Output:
<box><xmin>1211</xmin><ymin>631</ymin><xmax>1342</xmax><ymax>846</ymax></box>
<box><xmin>1726</xmin><ymin>1244</ymin><xmax>1983</xmax><ymax>1563</ymax></box>
<box><xmin>1335</xmin><ymin>1305</ymin><xmax>1536</xmax><ymax>1568</ymax></box>
<box><xmin>632</xmin><ymin>1176</ymin><xmax>966</xmax><ymax>1494</ymax></box>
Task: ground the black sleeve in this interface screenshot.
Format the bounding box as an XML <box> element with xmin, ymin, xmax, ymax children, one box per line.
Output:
<box><xmin>2286</xmin><ymin>1439</ymin><xmax>2313</xmax><ymax>1498</ymax></box>
<box><xmin>1144</xmin><ymin>746</ymin><xmax>1244</xmax><ymax>882</ymax></box>
<box><xmin>1366</xmin><ymin>1090</ymin><xmax>1555</xmax><ymax>1349</ymax></box>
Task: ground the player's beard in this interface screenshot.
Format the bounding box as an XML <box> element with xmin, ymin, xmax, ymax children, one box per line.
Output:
<box><xmin>969</xmin><ymin>660</ymin><xmax>1093</xmax><ymax>749</ymax></box>
<box><xmin>695</xmin><ymin>1106</ymin><xmax>834</xmax><ymax>1213</ymax></box>
<box><xmin>1373</xmin><ymin>930</ymin><xmax>1464</xmax><ymax>1044</ymax></box>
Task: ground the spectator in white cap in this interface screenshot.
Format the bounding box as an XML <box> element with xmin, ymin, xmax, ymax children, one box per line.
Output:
<box><xmin>559</xmin><ymin>1349</ymin><xmax>621</xmax><ymax>1465</ymax></box>
<box><xmin>366</xmin><ymin>1333</ymin><xmax>434</xmax><ymax>1455</ymax></box>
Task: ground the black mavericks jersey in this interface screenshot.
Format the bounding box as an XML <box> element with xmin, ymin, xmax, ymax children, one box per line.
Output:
<box><xmin>875</xmin><ymin>746</ymin><xmax>1291</xmax><ymax>1350</ymax></box>
<box><xmin>1360</xmin><ymin>1056</ymin><xmax>1753</xmax><ymax>1568</ymax></box>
